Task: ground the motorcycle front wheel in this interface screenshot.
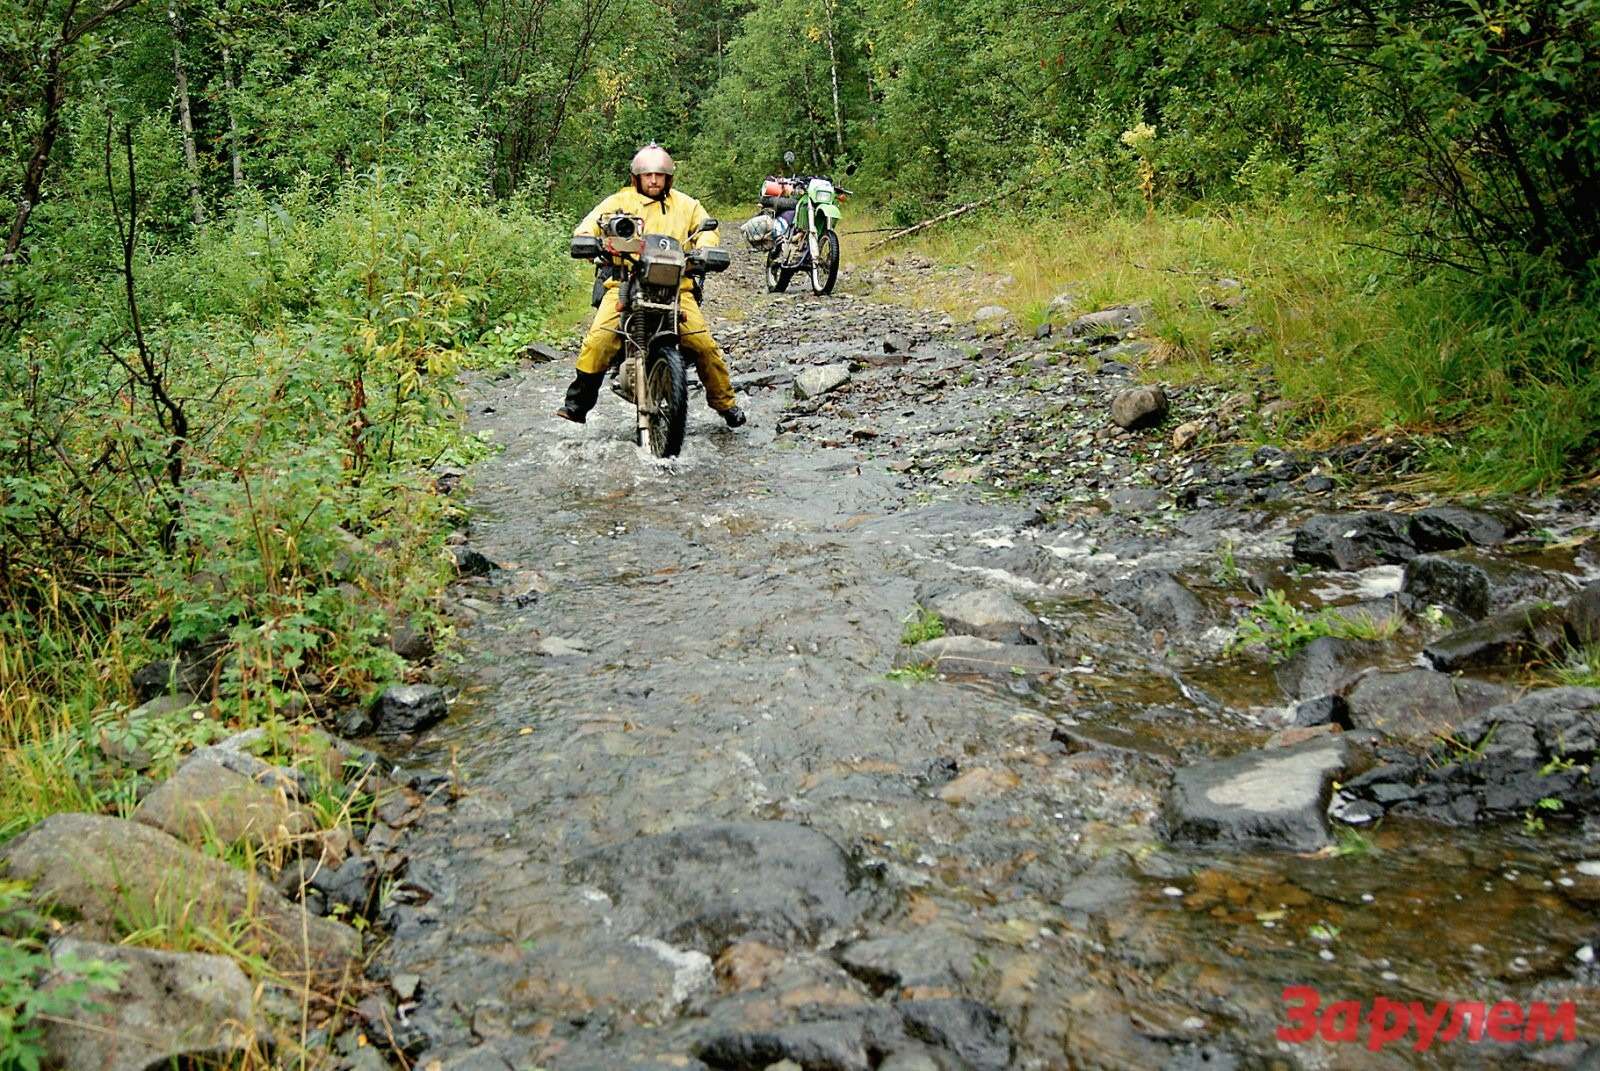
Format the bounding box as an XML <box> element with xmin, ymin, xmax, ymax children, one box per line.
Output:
<box><xmin>643</xmin><ymin>347</ymin><xmax>688</xmax><ymax>458</ymax></box>
<box><xmin>810</xmin><ymin>229</ymin><xmax>839</xmax><ymax>296</ymax></box>
<box><xmin>765</xmin><ymin>249</ymin><xmax>793</xmax><ymax>293</ymax></box>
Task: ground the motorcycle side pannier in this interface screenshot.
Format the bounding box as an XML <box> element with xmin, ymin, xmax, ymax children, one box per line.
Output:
<box><xmin>740</xmin><ymin>214</ymin><xmax>778</xmax><ymax>249</ymax></box>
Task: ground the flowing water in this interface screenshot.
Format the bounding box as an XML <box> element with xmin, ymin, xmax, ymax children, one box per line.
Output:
<box><xmin>381</xmin><ymin>251</ymin><xmax>1600</xmax><ymax>1070</ymax></box>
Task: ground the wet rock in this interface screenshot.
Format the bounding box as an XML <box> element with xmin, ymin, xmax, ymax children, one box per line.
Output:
<box><xmin>919</xmin><ymin>587</ymin><xmax>1042</xmax><ymax>645</ymax></box>
<box><xmin>372</xmin><ymin>683</ymin><xmax>448</xmax><ymax>735</ymax></box>
<box><xmin>1341</xmin><ymin>668</ymin><xmax>1512</xmax><ymax>744</ymax></box>
<box><xmin>568</xmin><ymin>822</ymin><xmax>865</xmax><ymax>953</ymax></box>
<box><xmin>883</xmin><ymin>331</ymin><xmax>911</xmax><ymax>353</ymax></box>
<box><xmin>1165</xmin><ymin>737</ymin><xmax>1350</xmax><ymax>852</ymax></box>
<box><xmin>1274</xmin><ymin>637</ymin><xmax>1384</xmax><ymax>701</ymax></box>
<box><xmin>449</xmin><ymin>544</ymin><xmax>497</xmax><ymax>578</ymax></box>
<box><xmin>0</xmin><ymin>813</ymin><xmax>359</xmax><ymax>975</ymax></box>
<box><xmin>39</xmin><ymin>938</ymin><xmax>256</xmax><ymax>1071</ymax></box>
<box><xmin>895</xmin><ymin>999</ymin><xmax>1014</xmax><ymax>1071</ymax></box>
<box><xmin>133</xmin><ymin>756</ymin><xmax>314</xmax><ymax>850</ymax></box>
<box><xmin>1423</xmin><ymin>602</ymin><xmax>1566</xmax><ymax>671</ymax></box>
<box><xmin>1102</xmin><ymin>570</ymin><xmax>1211</xmax><ymax>635</ymax></box>
<box><xmin>1292</xmin><ymin>512</ymin><xmax>1417</xmax><ymax>570</ymax></box>
<box><xmin>1407</xmin><ymin>505</ymin><xmax>1520</xmax><ymax>550</ymax></box>
<box><xmin>794</xmin><ymin>364</ymin><xmax>852</xmax><ymax>399</ymax></box>
<box><xmin>1401</xmin><ymin>555</ymin><xmax>1490</xmax><ymax>619</ymax></box>
<box><xmin>1110</xmin><ymin>385</ymin><xmax>1169</xmax><ymax>430</ymax></box>
<box><xmin>1567</xmin><ymin>581</ymin><xmax>1600</xmax><ymax>648</ymax></box>
<box><xmin>907</xmin><ymin>635</ymin><xmax>1052</xmax><ymax>677</ymax></box>
<box><xmin>1069</xmin><ymin>304</ymin><xmax>1148</xmax><ymax>340</ymax></box>
<box><xmin>1286</xmin><ymin>694</ymin><xmax>1352</xmax><ymax>729</ymax></box>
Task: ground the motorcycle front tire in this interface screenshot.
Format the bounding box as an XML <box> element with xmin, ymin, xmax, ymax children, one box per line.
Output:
<box><xmin>810</xmin><ymin>228</ymin><xmax>839</xmax><ymax>296</ymax></box>
<box><xmin>643</xmin><ymin>346</ymin><xmax>688</xmax><ymax>458</ymax></box>
<box><xmin>766</xmin><ymin>249</ymin><xmax>794</xmax><ymax>293</ymax></box>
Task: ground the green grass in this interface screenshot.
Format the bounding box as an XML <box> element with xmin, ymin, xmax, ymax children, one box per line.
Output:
<box><xmin>1552</xmin><ymin>644</ymin><xmax>1600</xmax><ymax>688</ymax></box>
<box><xmin>886</xmin><ymin>662</ymin><xmax>937</xmax><ymax>684</ymax></box>
<box><xmin>899</xmin><ymin>607</ymin><xmax>946</xmax><ymax>646</ymax></box>
<box><xmin>1229</xmin><ymin>589</ymin><xmax>1402</xmax><ymax>661</ymax></box>
<box><xmin>853</xmin><ymin>199</ymin><xmax>1600</xmax><ymax>493</ymax></box>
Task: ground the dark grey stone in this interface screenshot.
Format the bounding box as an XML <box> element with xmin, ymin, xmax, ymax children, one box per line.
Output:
<box><xmin>1274</xmin><ymin>637</ymin><xmax>1383</xmax><ymax>701</ymax></box>
<box><xmin>1110</xmin><ymin>385</ymin><xmax>1170</xmax><ymax>430</ymax></box>
<box><xmin>1341</xmin><ymin>668</ymin><xmax>1512</xmax><ymax>744</ymax></box>
<box><xmin>1165</xmin><ymin>737</ymin><xmax>1350</xmax><ymax>852</ymax></box>
<box><xmin>373</xmin><ymin>683</ymin><xmax>449</xmax><ymax>735</ymax></box>
<box><xmin>448</xmin><ymin>545</ymin><xmax>497</xmax><ymax>578</ymax></box>
<box><xmin>896</xmin><ymin>999</ymin><xmax>1014</xmax><ymax>1071</ymax></box>
<box><xmin>693</xmin><ymin>1022</ymin><xmax>871</xmax><ymax>1071</ymax></box>
<box><xmin>1423</xmin><ymin>602</ymin><xmax>1566</xmax><ymax>671</ymax></box>
<box><xmin>1287</xmin><ymin>694</ymin><xmax>1352</xmax><ymax>729</ymax></box>
<box><xmin>1568</xmin><ymin>581</ymin><xmax>1600</xmax><ymax>648</ymax></box>
<box><xmin>1402</xmin><ymin>555</ymin><xmax>1490</xmax><ymax>619</ymax></box>
<box><xmin>1103</xmin><ymin>570</ymin><xmax>1211</xmax><ymax>635</ymax></box>
<box><xmin>1407</xmin><ymin>505</ymin><xmax>1520</xmax><ymax>550</ymax></box>
<box><xmin>1292</xmin><ymin>512</ymin><xmax>1417</xmax><ymax>570</ymax></box>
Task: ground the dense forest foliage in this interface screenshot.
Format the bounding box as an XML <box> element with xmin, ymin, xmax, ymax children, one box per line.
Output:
<box><xmin>1</xmin><ymin>0</ymin><xmax>1596</xmax><ymax>835</ymax></box>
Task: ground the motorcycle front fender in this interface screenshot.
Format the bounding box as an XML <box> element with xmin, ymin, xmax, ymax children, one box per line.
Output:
<box><xmin>818</xmin><ymin>204</ymin><xmax>841</xmax><ymax>223</ymax></box>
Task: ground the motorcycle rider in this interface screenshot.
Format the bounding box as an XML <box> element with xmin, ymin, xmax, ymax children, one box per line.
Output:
<box><xmin>556</xmin><ymin>143</ymin><xmax>747</xmax><ymax>428</ymax></box>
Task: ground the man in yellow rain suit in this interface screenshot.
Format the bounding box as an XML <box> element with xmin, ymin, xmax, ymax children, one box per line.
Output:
<box><xmin>556</xmin><ymin>143</ymin><xmax>746</xmax><ymax>428</ymax></box>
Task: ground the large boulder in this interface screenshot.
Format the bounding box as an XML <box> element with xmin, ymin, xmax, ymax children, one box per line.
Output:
<box><xmin>1292</xmin><ymin>513</ymin><xmax>1417</xmax><ymax>570</ymax></box>
<box><xmin>1165</xmin><ymin>737</ymin><xmax>1350</xmax><ymax>852</ymax></box>
<box><xmin>1341</xmin><ymin>668</ymin><xmax>1512</xmax><ymax>744</ymax></box>
<box><xmin>1110</xmin><ymin>386</ymin><xmax>1169</xmax><ymax>431</ymax></box>
<box><xmin>0</xmin><ymin>813</ymin><xmax>359</xmax><ymax>978</ymax></box>
<box><xmin>1406</xmin><ymin>505</ymin><xmax>1522</xmax><ymax>550</ymax></box>
<box><xmin>39</xmin><ymin>938</ymin><xmax>257</xmax><ymax>1071</ymax></box>
<box><xmin>1423</xmin><ymin>602</ymin><xmax>1566</xmax><ymax>671</ymax></box>
<box><xmin>133</xmin><ymin>756</ymin><xmax>314</xmax><ymax>850</ymax></box>
<box><xmin>918</xmin><ymin>588</ymin><xmax>1042</xmax><ymax>645</ymax></box>
<box><xmin>567</xmin><ymin>822</ymin><xmax>867</xmax><ymax>954</ymax></box>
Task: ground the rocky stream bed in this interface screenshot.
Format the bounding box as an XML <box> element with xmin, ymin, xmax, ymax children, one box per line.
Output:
<box><xmin>8</xmin><ymin>242</ymin><xmax>1600</xmax><ymax>1070</ymax></box>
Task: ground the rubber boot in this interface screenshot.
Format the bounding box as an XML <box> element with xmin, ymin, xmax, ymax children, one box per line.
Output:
<box><xmin>556</xmin><ymin>370</ymin><xmax>605</xmax><ymax>423</ymax></box>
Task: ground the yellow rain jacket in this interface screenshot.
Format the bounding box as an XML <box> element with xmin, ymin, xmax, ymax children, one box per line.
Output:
<box><xmin>574</xmin><ymin>186</ymin><xmax>721</xmax><ymax>292</ymax></box>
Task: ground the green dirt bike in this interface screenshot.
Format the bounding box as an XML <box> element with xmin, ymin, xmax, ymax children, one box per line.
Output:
<box><xmin>762</xmin><ymin>152</ymin><xmax>847</xmax><ymax>296</ymax></box>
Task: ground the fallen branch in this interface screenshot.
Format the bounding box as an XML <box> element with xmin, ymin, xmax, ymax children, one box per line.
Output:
<box><xmin>866</xmin><ymin>165</ymin><xmax>1070</xmax><ymax>251</ymax></box>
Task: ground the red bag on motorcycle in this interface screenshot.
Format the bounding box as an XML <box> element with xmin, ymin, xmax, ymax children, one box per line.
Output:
<box><xmin>762</xmin><ymin>177</ymin><xmax>786</xmax><ymax>197</ymax></box>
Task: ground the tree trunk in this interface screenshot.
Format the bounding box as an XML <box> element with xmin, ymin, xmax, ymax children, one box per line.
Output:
<box><xmin>823</xmin><ymin>0</ymin><xmax>845</xmax><ymax>160</ymax></box>
<box><xmin>168</xmin><ymin>6</ymin><xmax>205</xmax><ymax>225</ymax></box>
<box><xmin>2</xmin><ymin>46</ymin><xmax>67</xmax><ymax>265</ymax></box>
<box><xmin>221</xmin><ymin>45</ymin><xmax>242</xmax><ymax>188</ymax></box>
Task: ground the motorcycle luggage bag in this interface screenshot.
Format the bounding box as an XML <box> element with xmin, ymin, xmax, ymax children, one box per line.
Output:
<box><xmin>740</xmin><ymin>214</ymin><xmax>778</xmax><ymax>249</ymax></box>
<box><xmin>760</xmin><ymin>194</ymin><xmax>799</xmax><ymax>212</ymax></box>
